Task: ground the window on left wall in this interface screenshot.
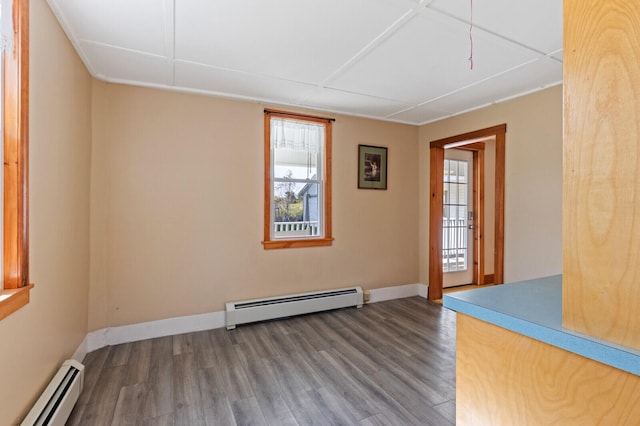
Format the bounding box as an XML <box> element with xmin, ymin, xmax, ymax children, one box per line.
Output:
<box><xmin>0</xmin><ymin>0</ymin><xmax>32</xmax><ymax>321</ymax></box>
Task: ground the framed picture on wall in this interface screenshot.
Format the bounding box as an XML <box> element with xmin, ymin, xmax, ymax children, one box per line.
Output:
<box><xmin>358</xmin><ymin>144</ymin><xmax>388</xmax><ymax>190</ymax></box>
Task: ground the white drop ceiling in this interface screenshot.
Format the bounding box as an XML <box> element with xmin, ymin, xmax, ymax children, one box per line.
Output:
<box><xmin>47</xmin><ymin>0</ymin><xmax>562</xmax><ymax>125</ymax></box>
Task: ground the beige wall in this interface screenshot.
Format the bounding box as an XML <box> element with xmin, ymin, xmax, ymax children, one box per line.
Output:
<box><xmin>0</xmin><ymin>5</ymin><xmax>563</xmax><ymax>421</ymax></box>
<box><xmin>0</xmin><ymin>2</ymin><xmax>92</xmax><ymax>424</ymax></box>
<box><xmin>89</xmin><ymin>84</ymin><xmax>419</xmax><ymax>329</ymax></box>
<box><xmin>418</xmin><ymin>86</ymin><xmax>563</xmax><ymax>286</ymax></box>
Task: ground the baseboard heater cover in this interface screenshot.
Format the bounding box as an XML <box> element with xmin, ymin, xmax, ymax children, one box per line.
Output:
<box><xmin>21</xmin><ymin>359</ymin><xmax>84</xmax><ymax>426</ymax></box>
<box><xmin>226</xmin><ymin>286</ymin><xmax>364</xmax><ymax>329</ymax></box>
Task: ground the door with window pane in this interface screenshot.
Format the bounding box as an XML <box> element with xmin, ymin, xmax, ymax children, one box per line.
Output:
<box><xmin>443</xmin><ymin>149</ymin><xmax>473</xmax><ymax>287</ymax></box>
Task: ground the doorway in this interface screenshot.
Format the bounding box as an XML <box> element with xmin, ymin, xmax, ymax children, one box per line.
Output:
<box><xmin>443</xmin><ymin>149</ymin><xmax>474</xmax><ymax>288</ymax></box>
<box><xmin>428</xmin><ymin>124</ymin><xmax>506</xmax><ymax>300</ymax></box>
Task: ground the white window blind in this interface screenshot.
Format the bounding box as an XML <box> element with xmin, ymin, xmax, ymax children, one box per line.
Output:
<box><xmin>270</xmin><ymin>117</ymin><xmax>323</xmax><ymax>154</ymax></box>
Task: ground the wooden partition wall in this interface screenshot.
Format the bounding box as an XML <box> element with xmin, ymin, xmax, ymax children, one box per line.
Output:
<box><xmin>457</xmin><ymin>315</ymin><xmax>640</xmax><ymax>424</ymax></box>
<box><xmin>454</xmin><ymin>1</ymin><xmax>640</xmax><ymax>423</ymax></box>
<box><xmin>563</xmin><ymin>0</ymin><xmax>640</xmax><ymax>351</ymax></box>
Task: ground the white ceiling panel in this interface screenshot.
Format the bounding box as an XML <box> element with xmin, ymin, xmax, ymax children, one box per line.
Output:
<box><xmin>427</xmin><ymin>0</ymin><xmax>562</xmax><ymax>54</ymax></box>
<box><xmin>420</xmin><ymin>57</ymin><xmax>562</xmax><ymax>118</ymax></box>
<box><xmin>50</xmin><ymin>0</ymin><xmax>170</xmax><ymax>56</ymax></box>
<box><xmin>47</xmin><ymin>0</ymin><xmax>563</xmax><ymax>125</ymax></box>
<box><xmin>386</xmin><ymin>104</ymin><xmax>453</xmax><ymax>125</ymax></box>
<box><xmin>174</xmin><ymin>61</ymin><xmax>316</xmax><ymax>105</ymax></box>
<box><xmin>81</xmin><ymin>42</ymin><xmax>173</xmax><ymax>86</ymax></box>
<box><xmin>301</xmin><ymin>87</ymin><xmax>410</xmax><ymax>119</ymax></box>
<box><xmin>550</xmin><ymin>49</ymin><xmax>563</xmax><ymax>62</ymax></box>
<box><xmin>174</xmin><ymin>0</ymin><xmax>415</xmax><ymax>84</ymax></box>
<box><xmin>327</xmin><ymin>10</ymin><xmax>541</xmax><ymax>104</ymax></box>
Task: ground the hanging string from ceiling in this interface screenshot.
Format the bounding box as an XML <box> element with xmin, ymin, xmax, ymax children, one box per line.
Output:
<box><xmin>469</xmin><ymin>0</ymin><xmax>474</xmax><ymax>70</ymax></box>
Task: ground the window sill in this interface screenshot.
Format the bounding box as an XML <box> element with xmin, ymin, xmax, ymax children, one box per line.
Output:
<box><xmin>263</xmin><ymin>238</ymin><xmax>334</xmax><ymax>250</ymax></box>
<box><xmin>0</xmin><ymin>284</ymin><xmax>34</xmax><ymax>321</ymax></box>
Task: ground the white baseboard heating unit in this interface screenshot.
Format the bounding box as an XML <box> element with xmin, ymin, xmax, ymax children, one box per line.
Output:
<box><xmin>226</xmin><ymin>286</ymin><xmax>363</xmax><ymax>329</ymax></box>
<box><xmin>21</xmin><ymin>359</ymin><xmax>84</xmax><ymax>426</ymax></box>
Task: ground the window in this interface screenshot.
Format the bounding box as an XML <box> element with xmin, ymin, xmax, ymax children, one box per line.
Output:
<box><xmin>263</xmin><ymin>109</ymin><xmax>333</xmax><ymax>249</ymax></box>
<box><xmin>442</xmin><ymin>158</ymin><xmax>469</xmax><ymax>272</ymax></box>
<box><xmin>0</xmin><ymin>0</ymin><xmax>32</xmax><ymax>320</ymax></box>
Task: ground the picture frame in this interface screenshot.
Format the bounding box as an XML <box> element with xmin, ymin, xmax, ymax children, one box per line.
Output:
<box><xmin>358</xmin><ymin>144</ymin><xmax>388</xmax><ymax>190</ymax></box>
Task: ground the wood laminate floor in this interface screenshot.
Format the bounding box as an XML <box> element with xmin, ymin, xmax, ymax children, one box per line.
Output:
<box><xmin>68</xmin><ymin>297</ymin><xmax>456</xmax><ymax>425</ymax></box>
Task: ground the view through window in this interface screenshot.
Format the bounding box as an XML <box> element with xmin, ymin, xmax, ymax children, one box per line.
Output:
<box><xmin>263</xmin><ymin>110</ymin><xmax>333</xmax><ymax>249</ymax></box>
<box><xmin>272</xmin><ymin>117</ymin><xmax>324</xmax><ymax>239</ymax></box>
<box><xmin>443</xmin><ymin>158</ymin><xmax>469</xmax><ymax>272</ymax></box>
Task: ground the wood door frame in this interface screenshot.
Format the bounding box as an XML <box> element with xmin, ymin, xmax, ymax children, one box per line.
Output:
<box><xmin>428</xmin><ymin>124</ymin><xmax>506</xmax><ymax>300</ymax></box>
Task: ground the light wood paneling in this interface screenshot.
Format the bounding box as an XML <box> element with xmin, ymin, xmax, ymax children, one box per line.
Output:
<box><xmin>563</xmin><ymin>0</ymin><xmax>640</xmax><ymax>350</ymax></box>
<box><xmin>456</xmin><ymin>314</ymin><xmax>640</xmax><ymax>425</ymax></box>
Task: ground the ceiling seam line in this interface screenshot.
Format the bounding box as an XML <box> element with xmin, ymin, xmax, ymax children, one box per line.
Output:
<box><xmin>418</xmin><ymin>59</ymin><xmax>541</xmax><ymax>107</ymax></box>
<box><xmin>317</xmin><ymin>8</ymin><xmax>419</xmax><ymax>88</ymax></box>
<box><xmin>426</xmin><ymin>5</ymin><xmax>555</xmax><ymax>59</ymax></box>
<box><xmin>383</xmin><ymin>58</ymin><xmax>545</xmax><ymax>120</ymax></box>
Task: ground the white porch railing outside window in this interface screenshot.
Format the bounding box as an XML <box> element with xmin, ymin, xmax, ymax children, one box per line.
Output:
<box><xmin>274</xmin><ymin>221</ymin><xmax>319</xmax><ymax>238</ymax></box>
<box><xmin>443</xmin><ymin>217</ymin><xmax>467</xmax><ymax>271</ymax></box>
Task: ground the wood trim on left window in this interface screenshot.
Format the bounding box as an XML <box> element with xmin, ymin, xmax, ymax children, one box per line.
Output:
<box><xmin>0</xmin><ymin>0</ymin><xmax>31</xmax><ymax>319</ymax></box>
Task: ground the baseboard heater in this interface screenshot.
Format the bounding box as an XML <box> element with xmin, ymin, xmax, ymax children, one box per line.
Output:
<box><xmin>21</xmin><ymin>359</ymin><xmax>84</xmax><ymax>426</ymax></box>
<box><xmin>226</xmin><ymin>286</ymin><xmax>363</xmax><ymax>329</ymax></box>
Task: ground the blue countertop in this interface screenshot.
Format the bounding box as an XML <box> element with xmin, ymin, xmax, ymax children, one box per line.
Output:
<box><xmin>443</xmin><ymin>275</ymin><xmax>640</xmax><ymax>376</ymax></box>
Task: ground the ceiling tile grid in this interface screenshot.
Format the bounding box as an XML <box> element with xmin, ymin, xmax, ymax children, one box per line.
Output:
<box><xmin>174</xmin><ymin>60</ymin><xmax>318</xmax><ymax>105</ymax></box>
<box><xmin>46</xmin><ymin>0</ymin><xmax>562</xmax><ymax>125</ymax></box>
<box><xmin>173</xmin><ymin>0</ymin><xmax>416</xmax><ymax>84</ymax></box>
<box><xmin>326</xmin><ymin>9</ymin><xmax>544</xmax><ymax>104</ymax></box>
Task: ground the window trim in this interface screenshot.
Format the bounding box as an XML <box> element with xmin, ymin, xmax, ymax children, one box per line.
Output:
<box><xmin>262</xmin><ymin>109</ymin><xmax>333</xmax><ymax>249</ymax></box>
<box><xmin>0</xmin><ymin>0</ymin><xmax>31</xmax><ymax>320</ymax></box>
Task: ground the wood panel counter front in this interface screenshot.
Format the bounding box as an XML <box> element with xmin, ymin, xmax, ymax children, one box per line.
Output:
<box><xmin>444</xmin><ymin>276</ymin><xmax>640</xmax><ymax>425</ymax></box>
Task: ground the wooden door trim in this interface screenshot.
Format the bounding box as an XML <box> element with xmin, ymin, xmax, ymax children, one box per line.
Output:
<box><xmin>428</xmin><ymin>124</ymin><xmax>506</xmax><ymax>300</ymax></box>
<box><xmin>429</xmin><ymin>146</ymin><xmax>445</xmax><ymax>298</ymax></box>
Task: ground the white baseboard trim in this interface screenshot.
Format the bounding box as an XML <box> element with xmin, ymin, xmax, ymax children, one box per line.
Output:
<box><xmin>84</xmin><ymin>311</ymin><xmax>225</xmax><ymax>353</ymax></box>
<box><xmin>418</xmin><ymin>283</ymin><xmax>429</xmax><ymax>299</ymax></box>
<box><xmin>78</xmin><ymin>283</ymin><xmax>429</xmax><ymax>356</ymax></box>
<box><xmin>367</xmin><ymin>283</ymin><xmax>429</xmax><ymax>303</ymax></box>
<box><xmin>72</xmin><ymin>335</ymin><xmax>89</xmax><ymax>363</ymax></box>
<box><xmin>86</xmin><ymin>328</ymin><xmax>107</xmax><ymax>353</ymax></box>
